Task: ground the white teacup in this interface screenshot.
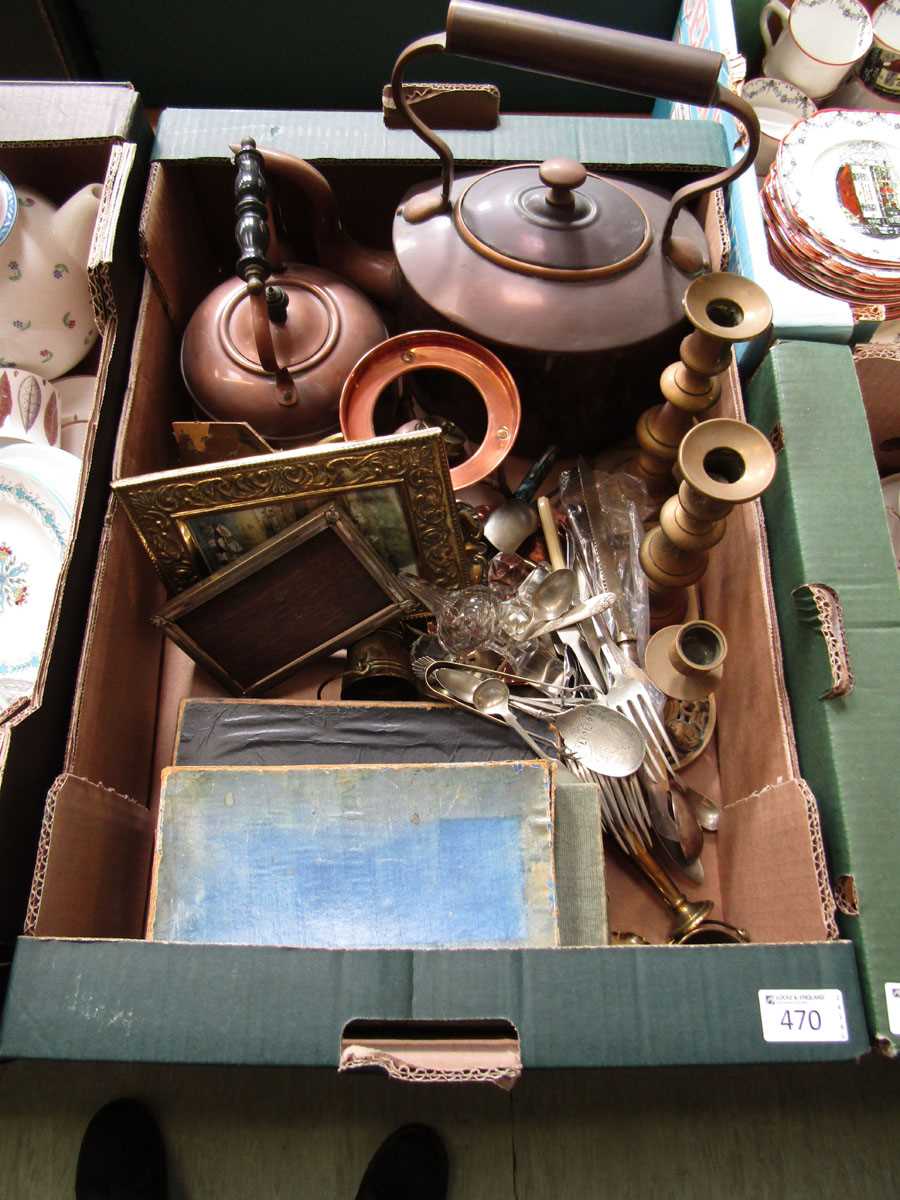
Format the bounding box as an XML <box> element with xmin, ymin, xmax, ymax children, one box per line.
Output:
<box><xmin>742</xmin><ymin>78</ymin><xmax>818</xmax><ymax>174</ymax></box>
<box><xmin>0</xmin><ymin>367</ymin><xmax>61</xmax><ymax>448</ymax></box>
<box><xmin>761</xmin><ymin>0</ymin><xmax>873</xmax><ymax>100</ymax></box>
<box><xmin>858</xmin><ymin>0</ymin><xmax>900</xmax><ymax>99</ymax></box>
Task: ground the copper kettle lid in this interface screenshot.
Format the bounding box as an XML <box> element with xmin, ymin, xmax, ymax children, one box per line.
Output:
<box><xmin>218</xmin><ymin>270</ymin><xmax>340</xmax><ymax>377</ymax></box>
<box><xmin>456</xmin><ymin>158</ymin><xmax>650</xmax><ymax>278</ymax></box>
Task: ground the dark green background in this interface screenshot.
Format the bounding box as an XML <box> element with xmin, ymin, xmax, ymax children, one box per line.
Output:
<box><xmin>5</xmin><ymin>0</ymin><xmax>683</xmax><ymax>110</ymax></box>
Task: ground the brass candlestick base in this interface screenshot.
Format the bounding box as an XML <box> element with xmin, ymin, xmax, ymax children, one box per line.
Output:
<box><xmin>640</xmin><ymin>418</ymin><xmax>777</xmax><ymax>622</ymax></box>
<box><xmin>635</xmin><ymin>273</ymin><xmax>772</xmax><ymax>505</ymax></box>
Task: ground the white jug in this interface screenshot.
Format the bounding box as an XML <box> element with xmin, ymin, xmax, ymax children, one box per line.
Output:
<box><xmin>0</xmin><ymin>170</ymin><xmax>102</xmax><ymax>379</ymax></box>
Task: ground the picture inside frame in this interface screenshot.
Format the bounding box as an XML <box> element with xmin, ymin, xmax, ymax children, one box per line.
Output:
<box><xmin>113</xmin><ymin>428</ymin><xmax>465</xmax><ymax>595</ymax></box>
<box><xmin>153</xmin><ymin>501</ymin><xmax>415</xmax><ymax>696</ymax></box>
<box><xmin>183</xmin><ymin>484</ymin><xmax>418</xmax><ymax>577</ymax></box>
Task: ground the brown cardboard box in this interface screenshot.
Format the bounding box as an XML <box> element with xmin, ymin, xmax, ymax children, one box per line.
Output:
<box><xmin>0</xmin><ymin>83</ymin><xmax>151</xmax><ymax>958</ymax></box>
<box><xmin>0</xmin><ymin>115</ymin><xmax>869</xmax><ymax>1070</ymax></box>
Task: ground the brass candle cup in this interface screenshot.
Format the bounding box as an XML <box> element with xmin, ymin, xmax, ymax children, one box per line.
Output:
<box><xmin>635</xmin><ymin>272</ymin><xmax>773</xmax><ymax>503</ymax></box>
<box><xmin>644</xmin><ymin>619</ymin><xmax>727</xmax><ymax>702</ymax></box>
<box><xmin>640</xmin><ymin>418</ymin><xmax>777</xmax><ymax>623</ymax></box>
<box><xmin>341</xmin><ymin>627</ymin><xmax>418</xmax><ymax>701</ymax></box>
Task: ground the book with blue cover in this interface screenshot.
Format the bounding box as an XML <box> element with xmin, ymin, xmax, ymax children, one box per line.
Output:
<box><xmin>148</xmin><ymin>761</ymin><xmax>558</xmax><ymax>950</ymax></box>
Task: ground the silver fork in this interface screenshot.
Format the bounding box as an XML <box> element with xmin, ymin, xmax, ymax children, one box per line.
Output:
<box><xmin>591</xmin><ymin>629</ymin><xmax>680</xmax><ymax>783</ymax></box>
<box><xmin>565</xmin><ymin>758</ymin><xmax>652</xmax><ymax>852</ymax></box>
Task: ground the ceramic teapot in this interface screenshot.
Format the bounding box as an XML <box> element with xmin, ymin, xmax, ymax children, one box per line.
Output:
<box><xmin>0</xmin><ymin>172</ymin><xmax>101</xmax><ymax>379</ymax></box>
<box><xmin>253</xmin><ymin>0</ymin><xmax>761</xmax><ymax>449</ymax></box>
<box><xmin>181</xmin><ymin>139</ymin><xmax>387</xmax><ymax>445</ymax></box>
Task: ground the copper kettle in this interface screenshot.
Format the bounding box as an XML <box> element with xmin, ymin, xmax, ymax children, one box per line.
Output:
<box><xmin>253</xmin><ymin>0</ymin><xmax>760</xmax><ymax>449</ymax></box>
<box><xmin>181</xmin><ymin>139</ymin><xmax>387</xmax><ymax>445</ymax></box>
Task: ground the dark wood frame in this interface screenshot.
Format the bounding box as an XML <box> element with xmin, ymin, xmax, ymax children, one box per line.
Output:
<box><xmin>152</xmin><ymin>502</ymin><xmax>415</xmax><ymax>696</ymax></box>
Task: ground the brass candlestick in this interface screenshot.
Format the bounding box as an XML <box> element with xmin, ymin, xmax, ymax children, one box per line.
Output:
<box><xmin>635</xmin><ymin>273</ymin><xmax>772</xmax><ymax>505</ymax></box>
<box><xmin>621</xmin><ymin>829</ymin><xmax>749</xmax><ymax>944</ymax></box>
<box><xmin>639</xmin><ymin>418</ymin><xmax>777</xmax><ymax>625</ymax></box>
<box><xmin>644</xmin><ymin>619</ymin><xmax>727</xmax><ymax>701</ymax></box>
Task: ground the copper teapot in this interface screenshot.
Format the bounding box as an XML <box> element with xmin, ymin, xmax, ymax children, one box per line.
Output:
<box><xmin>252</xmin><ymin>0</ymin><xmax>760</xmax><ymax>448</ymax></box>
<box><xmin>181</xmin><ymin>139</ymin><xmax>386</xmax><ymax>445</ymax></box>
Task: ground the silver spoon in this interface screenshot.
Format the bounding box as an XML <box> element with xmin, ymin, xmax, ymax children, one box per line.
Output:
<box><xmin>472</xmin><ymin>679</ymin><xmax>555</xmax><ymax>761</ymax></box>
<box><xmin>554</xmin><ymin>705</ymin><xmax>645</xmax><ymax>778</ymax></box>
<box><xmin>644</xmin><ymin>776</ymin><xmax>705</xmax><ymax>884</ymax></box>
<box><xmin>671</xmin><ymin>775</ymin><xmax>720</xmax><ymax>832</ymax></box>
<box><xmin>536</xmin><ymin>496</ymin><xmax>578</xmax><ymax>605</ymax></box>
<box><xmin>525</xmin><ymin>592</ymin><xmax>616</xmax><ymax>641</ymax></box>
<box><xmin>531</xmin><ymin>568</ymin><xmax>576</xmax><ymax>622</ymax></box>
<box><xmin>436</xmin><ymin>667</ymin><xmax>571</xmax><ymax>720</ymax></box>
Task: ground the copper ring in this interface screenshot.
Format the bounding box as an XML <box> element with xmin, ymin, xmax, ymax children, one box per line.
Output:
<box><xmin>339</xmin><ymin>331</ymin><xmax>521</xmax><ymax>491</ymax></box>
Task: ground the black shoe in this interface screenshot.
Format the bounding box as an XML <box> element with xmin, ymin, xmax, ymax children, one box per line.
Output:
<box><xmin>355</xmin><ymin>1124</ymin><xmax>449</xmax><ymax>1200</ymax></box>
<box><xmin>75</xmin><ymin>1098</ymin><xmax>167</xmax><ymax>1200</ymax></box>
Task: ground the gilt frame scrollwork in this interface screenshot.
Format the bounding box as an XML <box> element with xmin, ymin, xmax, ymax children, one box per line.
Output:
<box><xmin>113</xmin><ymin>428</ymin><xmax>466</xmax><ymax>595</ymax></box>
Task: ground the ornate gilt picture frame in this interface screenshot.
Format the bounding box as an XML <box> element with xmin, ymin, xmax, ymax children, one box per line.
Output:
<box><xmin>113</xmin><ymin>428</ymin><xmax>466</xmax><ymax>595</ymax></box>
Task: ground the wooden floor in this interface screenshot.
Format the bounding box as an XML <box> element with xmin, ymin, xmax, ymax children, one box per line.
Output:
<box><xmin>1</xmin><ymin>1056</ymin><xmax>898</xmax><ymax>1198</ymax></box>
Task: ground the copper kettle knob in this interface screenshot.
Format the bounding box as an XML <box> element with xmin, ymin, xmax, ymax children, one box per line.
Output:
<box><xmin>539</xmin><ymin>157</ymin><xmax>586</xmax><ymax>208</ymax></box>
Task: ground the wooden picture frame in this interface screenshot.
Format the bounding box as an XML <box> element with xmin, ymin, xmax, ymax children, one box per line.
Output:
<box><xmin>113</xmin><ymin>427</ymin><xmax>466</xmax><ymax>595</ymax></box>
<box><xmin>152</xmin><ymin>502</ymin><xmax>417</xmax><ymax>696</ymax></box>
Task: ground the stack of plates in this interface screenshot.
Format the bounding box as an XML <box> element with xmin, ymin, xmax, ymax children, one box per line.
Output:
<box><xmin>0</xmin><ymin>443</ymin><xmax>80</xmax><ymax>711</ymax></box>
<box><xmin>761</xmin><ymin>110</ymin><xmax>900</xmax><ymax>315</ymax></box>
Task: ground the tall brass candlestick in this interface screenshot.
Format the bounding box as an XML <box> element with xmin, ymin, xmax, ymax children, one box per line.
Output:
<box><xmin>635</xmin><ymin>273</ymin><xmax>772</xmax><ymax>505</ymax></box>
<box><xmin>639</xmin><ymin>418</ymin><xmax>777</xmax><ymax>625</ymax></box>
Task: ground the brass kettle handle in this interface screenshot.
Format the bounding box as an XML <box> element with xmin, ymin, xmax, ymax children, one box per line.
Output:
<box><xmin>390</xmin><ymin>0</ymin><xmax>760</xmax><ymax>271</ymax></box>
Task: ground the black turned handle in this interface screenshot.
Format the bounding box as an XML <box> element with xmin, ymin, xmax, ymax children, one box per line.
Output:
<box><xmin>234</xmin><ymin>137</ymin><xmax>272</xmax><ymax>291</ymax></box>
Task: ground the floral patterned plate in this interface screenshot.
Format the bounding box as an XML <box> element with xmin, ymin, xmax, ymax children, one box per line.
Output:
<box><xmin>0</xmin><ymin>460</ymin><xmax>72</xmax><ymax>711</ymax></box>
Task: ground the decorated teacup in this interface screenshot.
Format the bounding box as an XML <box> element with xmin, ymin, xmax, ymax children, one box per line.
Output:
<box><xmin>742</xmin><ymin>78</ymin><xmax>818</xmax><ymax>174</ymax></box>
<box><xmin>0</xmin><ymin>368</ymin><xmax>61</xmax><ymax>448</ymax></box>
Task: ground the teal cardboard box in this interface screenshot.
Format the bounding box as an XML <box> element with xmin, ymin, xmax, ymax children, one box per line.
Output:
<box><xmin>0</xmin><ymin>110</ymin><xmax>871</xmax><ymax>1072</ymax></box>
<box><xmin>745</xmin><ymin>341</ymin><xmax>900</xmax><ymax>1055</ymax></box>
<box><xmin>0</xmin><ymin>83</ymin><xmax>152</xmax><ymax>976</ymax></box>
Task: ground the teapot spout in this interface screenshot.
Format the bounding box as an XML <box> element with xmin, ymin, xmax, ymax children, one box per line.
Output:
<box><xmin>51</xmin><ymin>182</ymin><xmax>103</xmax><ymax>269</ymax></box>
<box><xmin>247</xmin><ymin>145</ymin><xmax>401</xmax><ymax>307</ymax></box>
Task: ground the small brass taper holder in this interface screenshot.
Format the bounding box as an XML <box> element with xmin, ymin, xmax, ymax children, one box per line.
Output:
<box><xmin>644</xmin><ymin>619</ymin><xmax>727</xmax><ymax>702</ymax></box>
<box><xmin>640</xmin><ymin>418</ymin><xmax>777</xmax><ymax>625</ymax></box>
<box><xmin>635</xmin><ymin>273</ymin><xmax>773</xmax><ymax>505</ymax></box>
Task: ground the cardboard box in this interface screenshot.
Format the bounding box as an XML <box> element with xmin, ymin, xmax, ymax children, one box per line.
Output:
<box><xmin>0</xmin><ymin>84</ymin><xmax>152</xmax><ymax>963</ymax></box>
<box><xmin>0</xmin><ymin>111</ymin><xmax>870</xmax><ymax>1071</ymax></box>
<box><xmin>654</xmin><ymin>0</ymin><xmax>855</xmax><ymax>362</ymax></box>
<box><xmin>744</xmin><ymin>341</ymin><xmax>900</xmax><ymax>1056</ymax></box>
